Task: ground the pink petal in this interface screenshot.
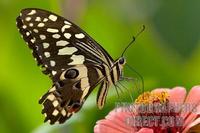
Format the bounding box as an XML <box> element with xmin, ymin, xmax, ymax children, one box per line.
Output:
<box><xmin>106</xmin><ymin>108</ymin><xmax>135</xmax><ymax>129</ymax></box>
<box><xmin>182</xmin><ymin>103</ymin><xmax>200</xmax><ymax>132</ymax></box>
<box><xmin>194</xmin><ymin>104</ymin><xmax>200</xmax><ymax>115</ymax></box>
<box><xmin>94</xmin><ymin>107</ymin><xmax>136</xmax><ymax>133</ymax></box>
<box><xmin>182</xmin><ymin>117</ymin><xmax>200</xmax><ymax>133</ymax></box>
<box><xmin>95</xmin><ymin>118</ymin><xmax>133</xmax><ymax>133</ymax></box>
<box><xmin>168</xmin><ymin>87</ymin><xmax>186</xmax><ymax>104</ymax></box>
<box><xmin>94</xmin><ymin>123</ymin><xmax>129</xmax><ymax>133</ymax></box>
<box><xmin>188</xmin><ymin>117</ymin><xmax>200</xmax><ymax>129</ymax></box>
<box><xmin>181</xmin><ymin>86</ymin><xmax>200</xmax><ymax>124</ymax></box>
<box><xmin>137</xmin><ymin>128</ymin><xmax>154</xmax><ymax>133</ymax></box>
<box><xmin>184</xmin><ymin>85</ymin><xmax>200</xmax><ymax>106</ymax></box>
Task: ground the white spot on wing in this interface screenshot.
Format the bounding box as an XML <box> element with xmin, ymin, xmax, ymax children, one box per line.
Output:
<box><xmin>33</xmin><ymin>29</ymin><xmax>38</xmax><ymax>33</ymax></box>
<box><xmin>47</xmin><ymin>28</ymin><xmax>59</xmax><ymax>33</ymax></box>
<box><xmin>44</xmin><ymin>52</ymin><xmax>50</xmax><ymax>58</ymax></box>
<box><xmin>58</xmin><ymin>47</ymin><xmax>77</xmax><ymax>55</ymax></box>
<box><xmin>52</xmin><ymin>109</ymin><xmax>59</xmax><ymax>116</ymax></box>
<box><xmin>68</xmin><ymin>55</ymin><xmax>85</xmax><ymax>65</ymax></box>
<box><xmin>52</xmin><ymin>34</ymin><xmax>61</xmax><ymax>39</ymax></box>
<box><xmin>56</xmin><ymin>40</ymin><xmax>69</xmax><ymax>46</ymax></box>
<box><xmin>26</xmin><ymin>32</ymin><xmax>30</xmax><ymax>36</ymax></box>
<box><xmin>61</xmin><ymin>109</ymin><xmax>66</xmax><ymax>116</ymax></box>
<box><xmin>64</xmin><ymin>33</ymin><xmax>71</xmax><ymax>39</ymax></box>
<box><xmin>47</xmin><ymin>94</ymin><xmax>55</xmax><ymax>101</ymax></box>
<box><xmin>75</xmin><ymin>33</ymin><xmax>85</xmax><ymax>39</ymax></box>
<box><xmin>30</xmin><ymin>38</ymin><xmax>35</xmax><ymax>43</ymax></box>
<box><xmin>40</xmin><ymin>35</ymin><xmax>46</xmax><ymax>40</ymax></box>
<box><xmin>29</xmin><ymin>23</ymin><xmax>33</xmax><ymax>27</ymax></box>
<box><xmin>50</xmin><ymin>60</ymin><xmax>56</xmax><ymax>66</ymax></box>
<box><xmin>43</xmin><ymin>18</ymin><xmax>48</xmax><ymax>22</ymax></box>
<box><xmin>49</xmin><ymin>14</ymin><xmax>57</xmax><ymax>21</ymax></box>
<box><xmin>52</xmin><ymin>71</ymin><xmax>57</xmax><ymax>75</ymax></box>
<box><xmin>28</xmin><ymin>10</ymin><xmax>36</xmax><ymax>15</ymax></box>
<box><xmin>25</xmin><ymin>17</ymin><xmax>31</xmax><ymax>21</ymax></box>
<box><xmin>52</xmin><ymin>100</ymin><xmax>59</xmax><ymax>107</ymax></box>
<box><xmin>47</xmin><ymin>120</ymin><xmax>51</xmax><ymax>123</ymax></box>
<box><xmin>64</xmin><ymin>21</ymin><xmax>72</xmax><ymax>25</ymax></box>
<box><xmin>49</xmin><ymin>86</ymin><xmax>56</xmax><ymax>92</ymax></box>
<box><xmin>55</xmin><ymin>121</ymin><xmax>60</xmax><ymax>124</ymax></box>
<box><xmin>38</xmin><ymin>23</ymin><xmax>45</xmax><ymax>27</ymax></box>
<box><xmin>43</xmin><ymin>43</ymin><xmax>49</xmax><ymax>49</ymax></box>
<box><xmin>67</xmin><ymin>113</ymin><xmax>72</xmax><ymax>117</ymax></box>
<box><xmin>22</xmin><ymin>25</ymin><xmax>27</xmax><ymax>29</ymax></box>
<box><xmin>61</xmin><ymin>25</ymin><xmax>70</xmax><ymax>32</ymax></box>
<box><xmin>35</xmin><ymin>17</ymin><xmax>41</xmax><ymax>21</ymax></box>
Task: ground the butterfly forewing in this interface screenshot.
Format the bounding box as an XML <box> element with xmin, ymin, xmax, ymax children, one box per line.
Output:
<box><xmin>16</xmin><ymin>9</ymin><xmax>114</xmax><ymax>78</ymax></box>
<box><xmin>16</xmin><ymin>8</ymin><xmax>122</xmax><ymax>124</ymax></box>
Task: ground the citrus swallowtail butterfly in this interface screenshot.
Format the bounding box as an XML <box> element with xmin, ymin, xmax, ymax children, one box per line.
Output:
<box><xmin>16</xmin><ymin>8</ymin><xmax>144</xmax><ymax>124</ymax></box>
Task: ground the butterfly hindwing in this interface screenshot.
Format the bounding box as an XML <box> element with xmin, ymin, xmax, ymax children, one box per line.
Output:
<box><xmin>38</xmin><ymin>64</ymin><xmax>105</xmax><ymax>124</ymax></box>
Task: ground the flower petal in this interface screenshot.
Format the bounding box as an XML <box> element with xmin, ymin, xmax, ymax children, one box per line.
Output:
<box><xmin>94</xmin><ymin>107</ymin><xmax>136</xmax><ymax>133</ymax></box>
<box><xmin>184</xmin><ymin>85</ymin><xmax>200</xmax><ymax>105</ymax></box>
<box><xmin>181</xmin><ymin>86</ymin><xmax>200</xmax><ymax>122</ymax></box>
<box><xmin>168</xmin><ymin>86</ymin><xmax>186</xmax><ymax>104</ymax></box>
<box><xmin>94</xmin><ymin>122</ymin><xmax>129</xmax><ymax>133</ymax></box>
<box><xmin>182</xmin><ymin>117</ymin><xmax>200</xmax><ymax>133</ymax></box>
<box><xmin>188</xmin><ymin>117</ymin><xmax>200</xmax><ymax>129</ymax></box>
<box><xmin>181</xmin><ymin>104</ymin><xmax>200</xmax><ymax>132</ymax></box>
<box><xmin>137</xmin><ymin>128</ymin><xmax>154</xmax><ymax>133</ymax></box>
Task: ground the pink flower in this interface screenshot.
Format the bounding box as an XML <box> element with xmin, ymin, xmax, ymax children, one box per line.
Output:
<box><xmin>94</xmin><ymin>86</ymin><xmax>200</xmax><ymax>133</ymax></box>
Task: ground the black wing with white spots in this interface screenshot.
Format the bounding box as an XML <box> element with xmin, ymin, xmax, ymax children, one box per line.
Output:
<box><xmin>16</xmin><ymin>8</ymin><xmax>118</xmax><ymax>124</ymax></box>
<box><xmin>16</xmin><ymin>8</ymin><xmax>114</xmax><ymax>80</ymax></box>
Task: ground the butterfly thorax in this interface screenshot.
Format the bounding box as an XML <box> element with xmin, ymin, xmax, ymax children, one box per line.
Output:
<box><xmin>102</xmin><ymin>57</ymin><xmax>126</xmax><ymax>85</ymax></box>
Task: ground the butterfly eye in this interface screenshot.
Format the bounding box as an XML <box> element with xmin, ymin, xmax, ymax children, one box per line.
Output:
<box><xmin>64</xmin><ymin>69</ymin><xmax>79</xmax><ymax>79</ymax></box>
<box><xmin>119</xmin><ymin>57</ymin><xmax>125</xmax><ymax>65</ymax></box>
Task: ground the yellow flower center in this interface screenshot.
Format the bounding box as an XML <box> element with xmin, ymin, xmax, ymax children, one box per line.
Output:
<box><xmin>135</xmin><ymin>91</ymin><xmax>169</xmax><ymax>104</ymax></box>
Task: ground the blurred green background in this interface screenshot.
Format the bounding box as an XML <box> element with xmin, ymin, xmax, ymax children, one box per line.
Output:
<box><xmin>0</xmin><ymin>0</ymin><xmax>200</xmax><ymax>133</ymax></box>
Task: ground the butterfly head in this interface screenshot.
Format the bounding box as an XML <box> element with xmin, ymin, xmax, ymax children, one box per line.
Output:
<box><xmin>118</xmin><ymin>57</ymin><xmax>126</xmax><ymax>66</ymax></box>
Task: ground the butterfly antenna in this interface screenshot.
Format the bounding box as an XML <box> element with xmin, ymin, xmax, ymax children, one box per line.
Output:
<box><xmin>121</xmin><ymin>25</ymin><xmax>145</xmax><ymax>57</ymax></box>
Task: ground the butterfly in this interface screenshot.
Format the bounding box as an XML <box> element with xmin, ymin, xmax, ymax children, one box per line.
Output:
<box><xmin>16</xmin><ymin>8</ymin><xmax>144</xmax><ymax>124</ymax></box>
